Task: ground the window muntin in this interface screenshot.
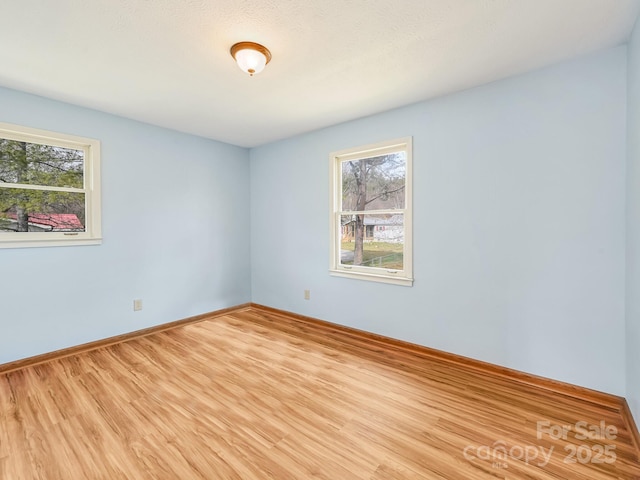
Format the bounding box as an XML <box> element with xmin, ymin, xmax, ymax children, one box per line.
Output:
<box><xmin>0</xmin><ymin>123</ymin><xmax>101</xmax><ymax>248</ymax></box>
<box><xmin>330</xmin><ymin>137</ymin><xmax>413</xmax><ymax>286</ymax></box>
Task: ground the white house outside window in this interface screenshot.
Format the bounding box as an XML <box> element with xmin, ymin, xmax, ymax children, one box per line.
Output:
<box><xmin>330</xmin><ymin>137</ymin><xmax>413</xmax><ymax>286</ymax></box>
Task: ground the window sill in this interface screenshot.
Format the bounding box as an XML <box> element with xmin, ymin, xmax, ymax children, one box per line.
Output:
<box><xmin>329</xmin><ymin>269</ymin><xmax>413</xmax><ymax>286</ymax></box>
<box><xmin>0</xmin><ymin>237</ymin><xmax>102</xmax><ymax>249</ymax></box>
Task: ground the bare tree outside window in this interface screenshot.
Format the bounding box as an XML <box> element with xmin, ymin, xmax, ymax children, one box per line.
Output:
<box><xmin>330</xmin><ymin>137</ymin><xmax>412</xmax><ymax>285</ymax></box>
<box><xmin>341</xmin><ymin>152</ymin><xmax>406</xmax><ymax>267</ymax></box>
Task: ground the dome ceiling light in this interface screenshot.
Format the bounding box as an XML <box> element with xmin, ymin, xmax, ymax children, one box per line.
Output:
<box><xmin>230</xmin><ymin>42</ymin><xmax>272</xmax><ymax>76</ymax></box>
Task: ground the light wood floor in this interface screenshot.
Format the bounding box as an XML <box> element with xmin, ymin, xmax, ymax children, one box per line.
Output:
<box><xmin>1</xmin><ymin>307</ymin><xmax>639</xmax><ymax>479</ymax></box>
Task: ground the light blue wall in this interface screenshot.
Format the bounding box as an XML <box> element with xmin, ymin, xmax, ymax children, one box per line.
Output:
<box><xmin>251</xmin><ymin>47</ymin><xmax>627</xmax><ymax>395</ymax></box>
<box><xmin>0</xmin><ymin>87</ymin><xmax>251</xmax><ymax>364</ymax></box>
<box><xmin>627</xmin><ymin>17</ymin><xmax>640</xmax><ymax>422</ymax></box>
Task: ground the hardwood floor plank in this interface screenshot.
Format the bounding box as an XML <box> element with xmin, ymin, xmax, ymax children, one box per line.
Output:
<box><xmin>0</xmin><ymin>307</ymin><xmax>638</xmax><ymax>479</ymax></box>
<box><xmin>0</xmin><ymin>304</ymin><xmax>252</xmax><ymax>376</ymax></box>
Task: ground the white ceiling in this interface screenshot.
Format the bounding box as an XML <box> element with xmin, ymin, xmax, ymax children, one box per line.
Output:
<box><xmin>1</xmin><ymin>1</ymin><xmax>639</xmax><ymax>148</ymax></box>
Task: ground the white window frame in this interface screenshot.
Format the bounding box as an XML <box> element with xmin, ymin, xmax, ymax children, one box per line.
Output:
<box><xmin>329</xmin><ymin>137</ymin><xmax>413</xmax><ymax>286</ymax></box>
<box><xmin>0</xmin><ymin>122</ymin><xmax>102</xmax><ymax>249</ymax></box>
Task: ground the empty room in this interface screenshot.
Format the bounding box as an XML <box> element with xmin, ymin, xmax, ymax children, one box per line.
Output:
<box><xmin>1</xmin><ymin>0</ymin><xmax>640</xmax><ymax>478</ymax></box>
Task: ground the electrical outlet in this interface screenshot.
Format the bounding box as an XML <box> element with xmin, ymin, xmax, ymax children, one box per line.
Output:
<box><xmin>304</xmin><ymin>289</ymin><xmax>310</xmax><ymax>300</ymax></box>
<box><xmin>133</xmin><ymin>299</ymin><xmax>143</xmax><ymax>311</ymax></box>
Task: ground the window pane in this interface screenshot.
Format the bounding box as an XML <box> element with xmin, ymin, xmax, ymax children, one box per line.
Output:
<box><xmin>340</xmin><ymin>214</ymin><xmax>404</xmax><ymax>269</ymax></box>
<box><xmin>0</xmin><ymin>188</ymin><xmax>85</xmax><ymax>232</ymax></box>
<box><xmin>341</xmin><ymin>152</ymin><xmax>406</xmax><ymax>211</ymax></box>
<box><xmin>0</xmin><ymin>139</ymin><xmax>84</xmax><ymax>188</ymax></box>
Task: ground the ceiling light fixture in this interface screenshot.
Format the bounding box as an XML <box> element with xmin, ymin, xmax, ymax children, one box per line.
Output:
<box><xmin>230</xmin><ymin>42</ymin><xmax>272</xmax><ymax>76</ymax></box>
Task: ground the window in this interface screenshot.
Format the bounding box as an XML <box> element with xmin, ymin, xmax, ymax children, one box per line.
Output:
<box><xmin>0</xmin><ymin>122</ymin><xmax>101</xmax><ymax>248</ymax></box>
<box><xmin>330</xmin><ymin>137</ymin><xmax>413</xmax><ymax>286</ymax></box>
